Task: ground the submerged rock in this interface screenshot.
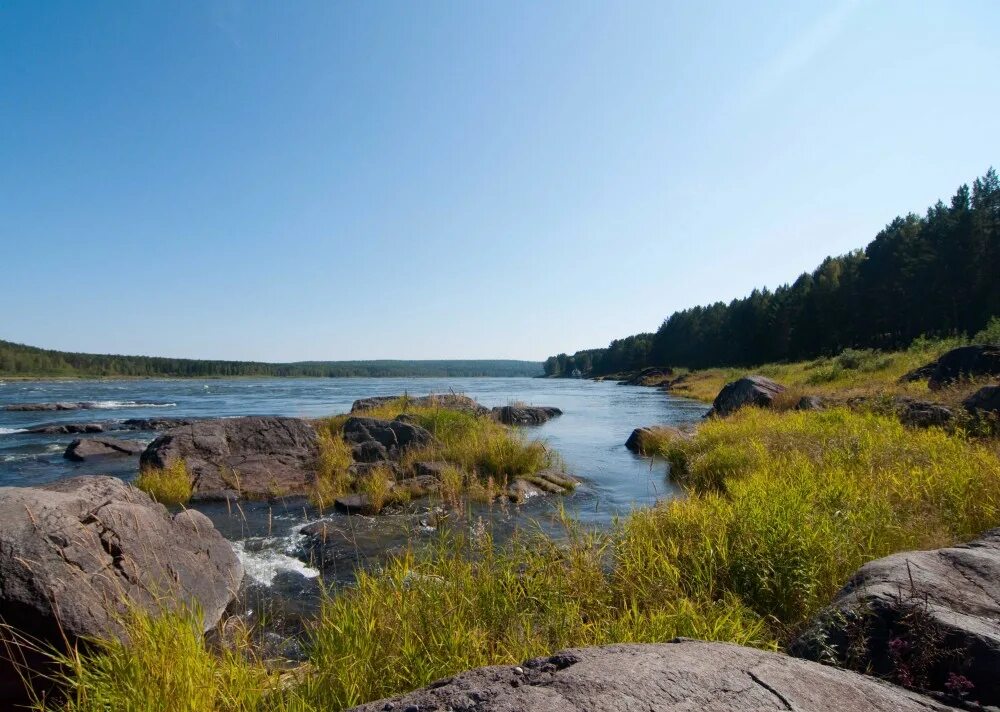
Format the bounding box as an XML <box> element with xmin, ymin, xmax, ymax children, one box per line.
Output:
<box><xmin>0</xmin><ymin>476</ymin><xmax>242</xmax><ymax>698</ymax></box>
<box><xmin>792</xmin><ymin>528</ymin><xmax>1000</xmax><ymax>706</ymax></box>
<box><xmin>64</xmin><ymin>437</ymin><xmax>145</xmax><ymax>461</ymax></box>
<box><xmin>139</xmin><ymin>416</ymin><xmax>320</xmax><ymax>500</ymax></box>
<box><xmin>4</xmin><ymin>401</ymin><xmax>92</xmax><ymax>411</ymax></box>
<box><xmin>707</xmin><ymin>376</ymin><xmax>786</xmax><ymax>417</ymax></box>
<box><xmin>348</xmin><ymin>639</ymin><xmax>958</xmax><ymax>712</ymax></box>
<box><xmin>492</xmin><ymin>405</ymin><xmax>562</xmax><ymax>425</ymax></box>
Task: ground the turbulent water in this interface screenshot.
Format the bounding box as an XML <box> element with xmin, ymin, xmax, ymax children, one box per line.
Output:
<box><xmin>0</xmin><ymin>377</ymin><xmax>707</xmax><ymax>610</ymax></box>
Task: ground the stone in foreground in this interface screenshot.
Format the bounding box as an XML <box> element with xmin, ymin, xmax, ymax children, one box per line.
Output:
<box><xmin>64</xmin><ymin>436</ymin><xmax>145</xmax><ymax>461</ymax></box>
<box><xmin>708</xmin><ymin>376</ymin><xmax>786</xmax><ymax>417</ymax></box>
<box><xmin>348</xmin><ymin>639</ymin><xmax>957</xmax><ymax>712</ymax></box>
<box><xmin>139</xmin><ymin>416</ymin><xmax>320</xmax><ymax>500</ymax></box>
<box><xmin>792</xmin><ymin>528</ymin><xmax>1000</xmax><ymax>706</ymax></box>
<box><xmin>0</xmin><ymin>476</ymin><xmax>242</xmax><ymax>696</ymax></box>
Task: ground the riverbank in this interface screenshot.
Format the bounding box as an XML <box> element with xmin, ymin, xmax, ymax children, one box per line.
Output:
<box><xmin>15</xmin><ymin>342</ymin><xmax>999</xmax><ymax>710</ymax></box>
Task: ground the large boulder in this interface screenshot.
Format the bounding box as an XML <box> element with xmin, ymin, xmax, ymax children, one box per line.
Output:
<box><xmin>0</xmin><ymin>476</ymin><xmax>242</xmax><ymax>697</ymax></box>
<box><xmin>492</xmin><ymin>405</ymin><xmax>562</xmax><ymax>426</ymax></box>
<box><xmin>350</xmin><ymin>394</ymin><xmax>490</xmax><ymax>416</ymax></box>
<box><xmin>624</xmin><ymin>425</ymin><xmax>682</xmax><ymax>455</ymax></box>
<box><xmin>139</xmin><ymin>416</ymin><xmax>320</xmax><ymax>500</ymax></box>
<box><xmin>341</xmin><ymin>416</ymin><xmax>435</xmax><ymax>463</ymax></box>
<box><xmin>64</xmin><ymin>437</ymin><xmax>145</xmax><ymax>461</ymax></box>
<box><xmin>927</xmin><ymin>345</ymin><xmax>1000</xmax><ymax>390</ymax></box>
<box><xmin>963</xmin><ymin>385</ymin><xmax>1000</xmax><ymax>415</ymax></box>
<box><xmin>707</xmin><ymin>376</ymin><xmax>786</xmax><ymax>417</ymax></box>
<box><xmin>792</xmin><ymin>529</ymin><xmax>1000</xmax><ymax>706</ymax></box>
<box><xmin>348</xmin><ymin>639</ymin><xmax>957</xmax><ymax>712</ymax></box>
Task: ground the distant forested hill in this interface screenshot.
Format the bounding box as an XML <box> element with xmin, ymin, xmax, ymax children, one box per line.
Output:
<box><xmin>546</xmin><ymin>167</ymin><xmax>1000</xmax><ymax>376</ymax></box>
<box><xmin>0</xmin><ymin>340</ymin><xmax>542</xmax><ymax>378</ymax></box>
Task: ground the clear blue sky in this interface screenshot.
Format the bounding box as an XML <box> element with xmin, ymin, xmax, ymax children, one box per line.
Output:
<box><xmin>2</xmin><ymin>1</ymin><xmax>998</xmax><ymax>362</ymax></box>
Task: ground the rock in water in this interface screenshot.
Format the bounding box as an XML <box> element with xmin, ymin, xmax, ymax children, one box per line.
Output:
<box><xmin>492</xmin><ymin>405</ymin><xmax>562</xmax><ymax>425</ymax></box>
<box><xmin>139</xmin><ymin>416</ymin><xmax>320</xmax><ymax>500</ymax></box>
<box><xmin>927</xmin><ymin>345</ymin><xmax>1000</xmax><ymax>389</ymax></box>
<box><xmin>347</xmin><ymin>639</ymin><xmax>958</xmax><ymax>712</ymax></box>
<box><xmin>708</xmin><ymin>376</ymin><xmax>786</xmax><ymax>417</ymax></box>
<box><xmin>791</xmin><ymin>529</ymin><xmax>1000</xmax><ymax>706</ymax></box>
<box><xmin>0</xmin><ymin>476</ymin><xmax>242</xmax><ymax>697</ymax></box>
<box><xmin>64</xmin><ymin>437</ymin><xmax>145</xmax><ymax>461</ymax></box>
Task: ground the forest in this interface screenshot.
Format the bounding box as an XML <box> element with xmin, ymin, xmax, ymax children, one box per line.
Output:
<box><xmin>0</xmin><ymin>340</ymin><xmax>542</xmax><ymax>378</ymax></box>
<box><xmin>546</xmin><ymin>168</ymin><xmax>1000</xmax><ymax>376</ymax></box>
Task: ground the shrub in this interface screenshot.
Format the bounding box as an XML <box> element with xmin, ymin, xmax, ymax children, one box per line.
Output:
<box><xmin>973</xmin><ymin>316</ymin><xmax>1000</xmax><ymax>346</ymax></box>
<box><xmin>135</xmin><ymin>460</ymin><xmax>192</xmax><ymax>506</ymax></box>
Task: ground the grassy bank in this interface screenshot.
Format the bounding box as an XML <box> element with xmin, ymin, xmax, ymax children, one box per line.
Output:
<box><xmin>38</xmin><ymin>403</ymin><xmax>1000</xmax><ymax>711</ymax></box>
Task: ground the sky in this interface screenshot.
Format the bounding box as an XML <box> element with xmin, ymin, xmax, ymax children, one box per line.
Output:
<box><xmin>1</xmin><ymin>1</ymin><xmax>998</xmax><ymax>362</ymax></box>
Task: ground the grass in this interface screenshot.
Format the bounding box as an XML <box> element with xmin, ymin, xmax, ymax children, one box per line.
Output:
<box><xmin>40</xmin><ymin>405</ymin><xmax>1000</xmax><ymax>711</ymax></box>
<box><xmin>135</xmin><ymin>460</ymin><xmax>192</xmax><ymax>506</ymax></box>
<box><xmin>667</xmin><ymin>336</ymin><xmax>970</xmax><ymax>404</ymax></box>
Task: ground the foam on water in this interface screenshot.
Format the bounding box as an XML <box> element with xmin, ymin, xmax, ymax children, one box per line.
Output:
<box><xmin>84</xmin><ymin>400</ymin><xmax>176</xmax><ymax>409</ymax></box>
<box><xmin>232</xmin><ymin>537</ymin><xmax>320</xmax><ymax>586</ymax></box>
<box><xmin>0</xmin><ymin>428</ymin><xmax>26</xmax><ymax>435</ymax></box>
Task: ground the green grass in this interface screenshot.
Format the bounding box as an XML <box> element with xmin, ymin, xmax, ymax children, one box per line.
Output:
<box><xmin>40</xmin><ymin>406</ymin><xmax>1000</xmax><ymax>711</ymax></box>
<box><xmin>135</xmin><ymin>460</ymin><xmax>193</xmax><ymax>506</ymax></box>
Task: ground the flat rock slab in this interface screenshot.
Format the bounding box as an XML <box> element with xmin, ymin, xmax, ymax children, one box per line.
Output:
<box><xmin>792</xmin><ymin>528</ymin><xmax>1000</xmax><ymax>706</ymax></box>
<box><xmin>26</xmin><ymin>421</ymin><xmax>106</xmax><ymax>434</ymax></box>
<box><xmin>139</xmin><ymin>416</ymin><xmax>320</xmax><ymax>500</ymax></box>
<box><xmin>492</xmin><ymin>405</ymin><xmax>563</xmax><ymax>426</ymax></box>
<box><xmin>0</xmin><ymin>476</ymin><xmax>242</xmax><ymax>697</ymax></box>
<box><xmin>349</xmin><ymin>640</ymin><xmax>957</xmax><ymax>712</ymax></box>
<box><xmin>64</xmin><ymin>437</ymin><xmax>145</xmax><ymax>461</ymax></box>
<box><xmin>351</xmin><ymin>394</ymin><xmax>490</xmax><ymax>416</ymax></box>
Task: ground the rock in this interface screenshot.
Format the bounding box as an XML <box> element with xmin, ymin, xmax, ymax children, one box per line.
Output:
<box><xmin>348</xmin><ymin>639</ymin><xmax>957</xmax><ymax>712</ymax></box>
<box><xmin>412</xmin><ymin>460</ymin><xmax>451</xmax><ymax>478</ymax></box>
<box><xmin>348</xmin><ymin>461</ymin><xmax>403</xmax><ymax>479</ymax></box>
<box><xmin>64</xmin><ymin>437</ymin><xmax>145</xmax><ymax>461</ymax></box>
<box><xmin>333</xmin><ymin>493</ymin><xmax>375</xmax><ymax>514</ymax></box>
<box><xmin>963</xmin><ymin>385</ymin><xmax>1000</xmax><ymax>415</ymax></box>
<box><xmin>392</xmin><ymin>474</ymin><xmax>441</xmax><ymax>498</ymax></box>
<box><xmin>26</xmin><ymin>421</ymin><xmax>106</xmax><ymax>434</ymax></box>
<box><xmin>341</xmin><ymin>416</ymin><xmax>435</xmax><ymax>463</ymax></box>
<box><xmin>791</xmin><ymin>529</ymin><xmax>1000</xmax><ymax>706</ymax></box>
<box><xmin>350</xmin><ymin>394</ymin><xmax>490</xmax><ymax>416</ymax></box>
<box><xmin>507</xmin><ymin>478</ymin><xmax>546</xmax><ymax>503</ymax></box>
<box><xmin>492</xmin><ymin>405</ymin><xmax>562</xmax><ymax>426</ymax></box>
<box><xmin>895</xmin><ymin>399</ymin><xmax>954</xmax><ymax>428</ymax></box>
<box><xmin>618</xmin><ymin>367</ymin><xmax>674</xmax><ymax>386</ymax></box>
<box><xmin>0</xmin><ymin>476</ymin><xmax>242</xmax><ymax>698</ymax></box>
<box><xmin>4</xmin><ymin>401</ymin><xmax>91</xmax><ymax>411</ymax></box>
<box><xmin>795</xmin><ymin>395</ymin><xmax>824</xmax><ymax>411</ymax></box>
<box><xmin>928</xmin><ymin>345</ymin><xmax>1000</xmax><ymax>390</ymax></box>
<box><xmin>139</xmin><ymin>416</ymin><xmax>320</xmax><ymax>500</ymax></box>
<box><xmin>707</xmin><ymin>376</ymin><xmax>786</xmax><ymax>417</ymax></box>
<box><xmin>624</xmin><ymin>426</ymin><xmax>680</xmax><ymax>454</ymax></box>
<box><xmin>119</xmin><ymin>417</ymin><xmax>195</xmax><ymax>431</ymax></box>
<box><xmin>899</xmin><ymin>362</ymin><xmax>937</xmax><ymax>383</ymax></box>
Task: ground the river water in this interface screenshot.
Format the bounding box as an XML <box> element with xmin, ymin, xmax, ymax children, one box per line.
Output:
<box><xmin>0</xmin><ymin>377</ymin><xmax>707</xmax><ymax>611</ymax></box>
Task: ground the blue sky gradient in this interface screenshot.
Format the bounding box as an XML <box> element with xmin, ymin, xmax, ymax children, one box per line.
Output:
<box><xmin>2</xmin><ymin>1</ymin><xmax>998</xmax><ymax>361</ymax></box>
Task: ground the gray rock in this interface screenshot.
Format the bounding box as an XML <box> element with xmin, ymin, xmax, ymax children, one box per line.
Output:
<box><xmin>707</xmin><ymin>376</ymin><xmax>786</xmax><ymax>417</ymax></box>
<box><xmin>350</xmin><ymin>394</ymin><xmax>490</xmax><ymax>416</ymax></box>
<box><xmin>624</xmin><ymin>426</ymin><xmax>682</xmax><ymax>454</ymax></box>
<box><xmin>896</xmin><ymin>399</ymin><xmax>954</xmax><ymax>428</ymax></box>
<box><xmin>928</xmin><ymin>345</ymin><xmax>1000</xmax><ymax>390</ymax></box>
<box><xmin>0</xmin><ymin>476</ymin><xmax>242</xmax><ymax>697</ymax></box>
<box><xmin>963</xmin><ymin>385</ymin><xmax>1000</xmax><ymax>415</ymax></box>
<box><xmin>412</xmin><ymin>460</ymin><xmax>451</xmax><ymax>478</ymax></box>
<box><xmin>26</xmin><ymin>421</ymin><xmax>106</xmax><ymax>434</ymax></box>
<box><xmin>139</xmin><ymin>416</ymin><xmax>320</xmax><ymax>500</ymax></box>
<box><xmin>796</xmin><ymin>395</ymin><xmax>824</xmax><ymax>411</ymax></box>
<box><xmin>492</xmin><ymin>405</ymin><xmax>563</xmax><ymax>426</ymax></box>
<box><xmin>348</xmin><ymin>639</ymin><xmax>957</xmax><ymax>712</ymax></box>
<box><xmin>341</xmin><ymin>416</ymin><xmax>435</xmax><ymax>463</ymax></box>
<box><xmin>4</xmin><ymin>401</ymin><xmax>91</xmax><ymax>411</ymax></box>
<box><xmin>64</xmin><ymin>437</ymin><xmax>145</xmax><ymax>461</ymax></box>
<box><xmin>791</xmin><ymin>529</ymin><xmax>1000</xmax><ymax>706</ymax></box>
<box><xmin>119</xmin><ymin>417</ymin><xmax>196</xmax><ymax>431</ymax></box>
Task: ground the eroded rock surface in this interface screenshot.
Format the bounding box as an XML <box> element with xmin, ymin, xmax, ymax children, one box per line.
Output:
<box><xmin>707</xmin><ymin>376</ymin><xmax>786</xmax><ymax>417</ymax></box>
<box><xmin>492</xmin><ymin>405</ymin><xmax>562</xmax><ymax>426</ymax></box>
<box><xmin>351</xmin><ymin>394</ymin><xmax>490</xmax><ymax>416</ymax></box>
<box><xmin>139</xmin><ymin>416</ymin><xmax>320</xmax><ymax>500</ymax></box>
<box><xmin>341</xmin><ymin>416</ymin><xmax>435</xmax><ymax>463</ymax></box>
<box><xmin>792</xmin><ymin>528</ymin><xmax>1000</xmax><ymax>706</ymax></box>
<box><xmin>0</xmin><ymin>476</ymin><xmax>242</xmax><ymax>696</ymax></box>
<box><xmin>64</xmin><ymin>437</ymin><xmax>145</xmax><ymax>461</ymax></box>
<box><xmin>349</xmin><ymin>639</ymin><xmax>957</xmax><ymax>712</ymax></box>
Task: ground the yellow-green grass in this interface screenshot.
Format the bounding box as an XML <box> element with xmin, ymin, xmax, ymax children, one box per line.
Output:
<box><xmin>135</xmin><ymin>460</ymin><xmax>192</xmax><ymax>506</ymax></box>
<box><xmin>44</xmin><ymin>406</ymin><xmax>1000</xmax><ymax>711</ymax></box>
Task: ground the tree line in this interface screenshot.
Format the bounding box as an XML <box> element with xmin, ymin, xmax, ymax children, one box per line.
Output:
<box><xmin>546</xmin><ymin>168</ymin><xmax>1000</xmax><ymax>376</ymax></box>
<box><xmin>0</xmin><ymin>340</ymin><xmax>543</xmax><ymax>378</ymax></box>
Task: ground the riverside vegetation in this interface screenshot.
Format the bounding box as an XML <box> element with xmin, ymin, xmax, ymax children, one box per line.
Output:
<box><xmin>21</xmin><ymin>338</ymin><xmax>1000</xmax><ymax>711</ymax></box>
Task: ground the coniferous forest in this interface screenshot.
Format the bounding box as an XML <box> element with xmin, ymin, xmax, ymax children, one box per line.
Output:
<box><xmin>546</xmin><ymin>168</ymin><xmax>1000</xmax><ymax>376</ymax></box>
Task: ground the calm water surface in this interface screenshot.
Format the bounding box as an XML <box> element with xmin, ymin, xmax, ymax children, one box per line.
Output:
<box><xmin>0</xmin><ymin>378</ymin><xmax>707</xmax><ymax>598</ymax></box>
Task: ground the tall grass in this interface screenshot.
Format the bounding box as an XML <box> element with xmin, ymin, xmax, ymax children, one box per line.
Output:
<box><xmin>41</xmin><ymin>407</ymin><xmax>1000</xmax><ymax>711</ymax></box>
<box><xmin>135</xmin><ymin>460</ymin><xmax>192</xmax><ymax>506</ymax></box>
